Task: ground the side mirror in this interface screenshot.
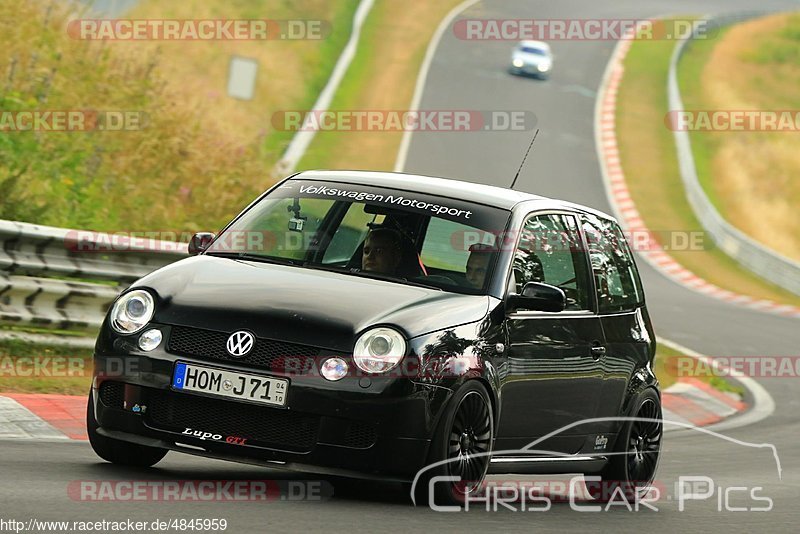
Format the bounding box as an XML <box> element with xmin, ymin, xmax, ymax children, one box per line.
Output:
<box><xmin>507</xmin><ymin>282</ymin><xmax>566</xmax><ymax>313</ymax></box>
<box><xmin>188</xmin><ymin>232</ymin><xmax>215</xmax><ymax>255</ymax></box>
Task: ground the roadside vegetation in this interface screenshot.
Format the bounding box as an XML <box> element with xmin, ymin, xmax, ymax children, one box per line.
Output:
<box><xmin>0</xmin><ymin>0</ymin><xmax>357</xmax><ymax>233</ymax></box>
<box><xmin>615</xmin><ymin>19</ymin><xmax>800</xmax><ymax>307</ymax></box>
<box><xmin>654</xmin><ymin>342</ymin><xmax>743</xmax><ymax>395</ymax></box>
<box><xmin>2</xmin><ymin>0</ymin><xmax>470</xmax><ymax>233</ymax></box>
<box><xmin>0</xmin><ymin>339</ymin><xmax>93</xmax><ymax>395</ymax></box>
<box><xmin>678</xmin><ymin>13</ymin><xmax>800</xmax><ymax>262</ymax></box>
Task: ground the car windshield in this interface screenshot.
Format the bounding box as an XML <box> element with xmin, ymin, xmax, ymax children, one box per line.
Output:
<box><xmin>520</xmin><ymin>46</ymin><xmax>547</xmax><ymax>55</ymax></box>
<box><xmin>205</xmin><ymin>179</ymin><xmax>511</xmax><ymax>294</ymax></box>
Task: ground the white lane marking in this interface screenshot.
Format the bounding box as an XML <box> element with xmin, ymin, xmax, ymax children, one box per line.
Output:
<box><xmin>394</xmin><ymin>0</ymin><xmax>482</xmax><ymax>172</ymax></box>
<box><xmin>276</xmin><ymin>0</ymin><xmax>376</xmax><ymax>174</ymax></box>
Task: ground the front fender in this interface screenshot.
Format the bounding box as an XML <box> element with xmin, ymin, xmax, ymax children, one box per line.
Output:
<box><xmin>408</xmin><ymin>315</ymin><xmax>504</xmax><ymax>436</ymax></box>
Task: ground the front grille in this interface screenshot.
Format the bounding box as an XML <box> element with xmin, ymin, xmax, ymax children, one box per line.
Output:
<box><xmin>167</xmin><ymin>325</ymin><xmax>320</xmax><ymax>372</ymax></box>
<box><xmin>146</xmin><ymin>389</ymin><xmax>320</xmax><ymax>453</ymax></box>
<box><xmin>343</xmin><ymin>422</ymin><xmax>377</xmax><ymax>449</ymax></box>
<box><xmin>99</xmin><ymin>381</ymin><xmax>125</xmax><ymax>408</ymax></box>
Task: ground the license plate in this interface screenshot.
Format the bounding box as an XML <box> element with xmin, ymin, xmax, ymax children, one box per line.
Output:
<box><xmin>172</xmin><ymin>362</ymin><xmax>288</xmax><ymax>407</ymax></box>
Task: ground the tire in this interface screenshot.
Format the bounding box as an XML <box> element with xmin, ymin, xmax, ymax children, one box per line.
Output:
<box><xmin>412</xmin><ymin>381</ymin><xmax>494</xmax><ymax>507</ymax></box>
<box><xmin>87</xmin><ymin>390</ymin><xmax>168</xmax><ymax>468</ymax></box>
<box><xmin>586</xmin><ymin>388</ymin><xmax>662</xmax><ymax>502</ymax></box>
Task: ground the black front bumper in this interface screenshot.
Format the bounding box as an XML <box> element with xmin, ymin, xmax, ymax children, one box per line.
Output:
<box><xmin>91</xmin><ymin>350</ymin><xmax>453</xmax><ymax>481</ymax></box>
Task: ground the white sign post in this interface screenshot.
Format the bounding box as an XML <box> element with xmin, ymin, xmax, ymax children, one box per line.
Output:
<box><xmin>227</xmin><ymin>56</ymin><xmax>258</xmax><ymax>100</ymax></box>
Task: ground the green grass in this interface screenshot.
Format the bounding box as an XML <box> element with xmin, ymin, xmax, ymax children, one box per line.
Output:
<box><xmin>676</xmin><ymin>13</ymin><xmax>800</xmax><ymax>262</ymax></box>
<box><xmin>1</xmin><ymin>325</ymin><xmax>96</xmax><ymax>337</ymax></box>
<box><xmin>709</xmin><ymin>376</ymin><xmax>745</xmax><ymax>396</ymax></box>
<box><xmin>295</xmin><ymin>0</ymin><xmax>464</xmax><ymax>171</ymax></box>
<box><xmin>0</xmin><ymin>339</ymin><xmax>93</xmax><ymax>395</ymax></box>
<box><xmin>259</xmin><ymin>0</ymin><xmax>360</xmax><ymax>163</ymax></box>
<box><xmin>653</xmin><ymin>344</ymin><xmax>678</xmax><ymax>390</ymax></box>
<box><xmin>654</xmin><ymin>342</ymin><xmax>744</xmax><ymax>395</ymax></box>
<box><xmin>0</xmin><ymin>0</ymin><xmax>358</xmax><ymax>234</ymax></box>
<box><xmin>744</xmin><ymin>13</ymin><xmax>800</xmax><ymax>64</ymax></box>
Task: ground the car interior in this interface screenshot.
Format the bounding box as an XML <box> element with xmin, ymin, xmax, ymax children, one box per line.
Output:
<box><xmin>340</xmin><ymin>206</ymin><xmax>488</xmax><ymax>291</ymax></box>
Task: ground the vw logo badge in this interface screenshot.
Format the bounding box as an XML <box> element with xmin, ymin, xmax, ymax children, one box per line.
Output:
<box><xmin>226</xmin><ymin>331</ymin><xmax>254</xmax><ymax>357</ymax></box>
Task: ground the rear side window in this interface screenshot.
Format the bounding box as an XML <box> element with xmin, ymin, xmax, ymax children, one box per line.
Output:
<box><xmin>581</xmin><ymin>215</ymin><xmax>644</xmax><ymax>313</ymax></box>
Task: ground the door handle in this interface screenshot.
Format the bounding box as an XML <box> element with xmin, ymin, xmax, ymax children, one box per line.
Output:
<box><xmin>590</xmin><ymin>345</ymin><xmax>606</xmax><ymax>359</ymax></box>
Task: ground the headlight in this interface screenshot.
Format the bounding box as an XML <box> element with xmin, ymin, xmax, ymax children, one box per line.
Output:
<box><xmin>110</xmin><ymin>290</ymin><xmax>155</xmax><ymax>334</ymax></box>
<box><xmin>538</xmin><ymin>62</ymin><xmax>551</xmax><ymax>72</ymax></box>
<box><xmin>353</xmin><ymin>327</ymin><xmax>406</xmax><ymax>374</ymax></box>
<box><xmin>512</xmin><ymin>58</ymin><xmax>524</xmax><ymax>68</ymax></box>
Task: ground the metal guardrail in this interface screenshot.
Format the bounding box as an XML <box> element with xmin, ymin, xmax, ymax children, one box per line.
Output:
<box><xmin>0</xmin><ymin>219</ymin><xmax>186</xmax><ymax>338</ymax></box>
<box><xmin>668</xmin><ymin>12</ymin><xmax>800</xmax><ymax>296</ymax></box>
<box><xmin>0</xmin><ymin>220</ymin><xmax>186</xmax><ymax>282</ymax></box>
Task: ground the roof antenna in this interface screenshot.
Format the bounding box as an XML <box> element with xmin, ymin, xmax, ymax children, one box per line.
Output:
<box><xmin>509</xmin><ymin>128</ymin><xmax>539</xmax><ymax>190</ymax></box>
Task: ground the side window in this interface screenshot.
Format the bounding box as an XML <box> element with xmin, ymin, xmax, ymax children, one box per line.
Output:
<box><xmin>581</xmin><ymin>215</ymin><xmax>643</xmax><ymax>313</ymax></box>
<box><xmin>512</xmin><ymin>213</ymin><xmax>591</xmax><ymax>311</ymax></box>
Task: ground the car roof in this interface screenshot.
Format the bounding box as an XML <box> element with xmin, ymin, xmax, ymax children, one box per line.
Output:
<box><xmin>290</xmin><ymin>170</ymin><xmax>615</xmax><ymax>220</ymax></box>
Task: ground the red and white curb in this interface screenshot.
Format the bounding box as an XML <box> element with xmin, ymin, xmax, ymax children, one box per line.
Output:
<box><xmin>657</xmin><ymin>337</ymin><xmax>774</xmax><ymax>433</ymax></box>
<box><xmin>0</xmin><ymin>394</ymin><xmax>85</xmax><ymax>440</ymax></box>
<box><xmin>662</xmin><ymin>378</ymin><xmax>745</xmax><ymax>428</ymax></box>
<box><xmin>594</xmin><ymin>28</ymin><xmax>800</xmax><ymax>319</ymax></box>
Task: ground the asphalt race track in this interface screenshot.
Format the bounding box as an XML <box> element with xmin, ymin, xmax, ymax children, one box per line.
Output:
<box><xmin>2</xmin><ymin>1</ymin><xmax>799</xmax><ymax>532</ymax></box>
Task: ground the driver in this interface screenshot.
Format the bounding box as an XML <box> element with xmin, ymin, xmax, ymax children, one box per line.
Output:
<box><xmin>362</xmin><ymin>228</ymin><xmax>403</xmax><ymax>274</ymax></box>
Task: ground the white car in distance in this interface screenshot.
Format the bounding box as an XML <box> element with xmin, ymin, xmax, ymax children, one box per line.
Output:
<box><xmin>509</xmin><ymin>40</ymin><xmax>553</xmax><ymax>79</ymax></box>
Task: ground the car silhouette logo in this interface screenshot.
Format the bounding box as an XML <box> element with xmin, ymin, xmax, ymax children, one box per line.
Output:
<box><xmin>226</xmin><ymin>331</ymin><xmax>254</xmax><ymax>357</ymax></box>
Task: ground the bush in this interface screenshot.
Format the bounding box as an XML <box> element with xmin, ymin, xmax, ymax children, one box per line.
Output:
<box><xmin>0</xmin><ymin>0</ymin><xmax>275</xmax><ymax>234</ymax></box>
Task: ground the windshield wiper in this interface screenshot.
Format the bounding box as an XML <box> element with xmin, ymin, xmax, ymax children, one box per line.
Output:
<box><xmin>204</xmin><ymin>251</ymin><xmax>304</xmax><ymax>266</ymax></box>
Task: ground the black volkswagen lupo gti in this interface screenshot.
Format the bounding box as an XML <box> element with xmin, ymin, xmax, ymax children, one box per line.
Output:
<box><xmin>88</xmin><ymin>170</ymin><xmax>662</xmax><ymax>505</ymax></box>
